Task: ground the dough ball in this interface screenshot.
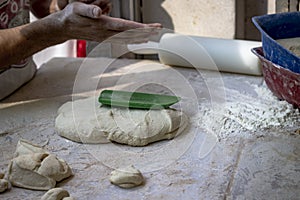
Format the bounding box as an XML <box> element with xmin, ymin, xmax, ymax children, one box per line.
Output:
<box><xmin>110</xmin><ymin>165</ymin><xmax>144</xmax><ymax>188</ymax></box>
<box><xmin>55</xmin><ymin>97</ymin><xmax>188</xmax><ymax>146</ymax></box>
<box><xmin>41</xmin><ymin>188</ymin><xmax>74</xmax><ymax>200</ymax></box>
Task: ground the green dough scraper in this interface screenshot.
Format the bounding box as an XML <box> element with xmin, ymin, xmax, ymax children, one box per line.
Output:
<box><xmin>98</xmin><ymin>90</ymin><xmax>181</xmax><ymax>109</ymax></box>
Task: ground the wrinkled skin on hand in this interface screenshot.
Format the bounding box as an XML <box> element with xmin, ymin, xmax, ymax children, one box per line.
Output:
<box><xmin>48</xmin><ymin>2</ymin><xmax>162</xmax><ymax>43</ymax></box>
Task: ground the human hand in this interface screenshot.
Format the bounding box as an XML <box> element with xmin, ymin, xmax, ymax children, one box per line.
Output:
<box><xmin>68</xmin><ymin>0</ymin><xmax>112</xmax><ymax>14</ymax></box>
<box><xmin>53</xmin><ymin>2</ymin><xmax>162</xmax><ymax>44</ymax></box>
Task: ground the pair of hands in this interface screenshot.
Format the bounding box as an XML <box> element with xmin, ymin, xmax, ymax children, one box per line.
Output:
<box><xmin>48</xmin><ymin>0</ymin><xmax>162</xmax><ymax>44</ymax></box>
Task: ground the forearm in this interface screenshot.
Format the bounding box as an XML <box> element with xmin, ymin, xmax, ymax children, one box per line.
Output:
<box><xmin>0</xmin><ymin>2</ymin><xmax>161</xmax><ymax>69</ymax></box>
<box><xmin>0</xmin><ymin>16</ymin><xmax>66</xmax><ymax>69</ymax></box>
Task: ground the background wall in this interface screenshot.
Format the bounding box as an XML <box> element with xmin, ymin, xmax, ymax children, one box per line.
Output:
<box><xmin>141</xmin><ymin>0</ymin><xmax>276</xmax><ymax>40</ymax></box>
<box><xmin>142</xmin><ymin>0</ymin><xmax>236</xmax><ymax>39</ymax></box>
<box><xmin>87</xmin><ymin>0</ymin><xmax>277</xmax><ymax>56</ymax></box>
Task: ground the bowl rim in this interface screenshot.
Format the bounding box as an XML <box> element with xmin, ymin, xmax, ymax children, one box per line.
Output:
<box><xmin>251</xmin><ymin>46</ymin><xmax>300</xmax><ymax>78</ymax></box>
<box><xmin>252</xmin><ymin>12</ymin><xmax>300</xmax><ymax>72</ymax></box>
<box><xmin>251</xmin><ymin>47</ymin><xmax>300</xmax><ymax>107</ymax></box>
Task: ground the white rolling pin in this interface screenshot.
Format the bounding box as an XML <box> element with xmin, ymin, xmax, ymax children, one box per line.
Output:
<box><xmin>158</xmin><ymin>33</ymin><xmax>262</xmax><ymax>75</ymax></box>
<box><xmin>128</xmin><ymin>33</ymin><xmax>262</xmax><ymax>76</ymax></box>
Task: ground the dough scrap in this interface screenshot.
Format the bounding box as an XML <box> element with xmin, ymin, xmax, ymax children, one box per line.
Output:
<box><xmin>0</xmin><ymin>179</ymin><xmax>9</xmax><ymax>193</ymax></box>
<box><xmin>55</xmin><ymin>97</ymin><xmax>188</xmax><ymax>146</ymax></box>
<box><xmin>37</xmin><ymin>154</ymin><xmax>73</xmax><ymax>182</ymax></box>
<box><xmin>7</xmin><ymin>140</ymin><xmax>72</xmax><ymax>191</ymax></box>
<box><xmin>110</xmin><ymin>165</ymin><xmax>144</xmax><ymax>188</ymax></box>
<box><xmin>14</xmin><ymin>139</ymin><xmax>48</xmax><ymax>157</ymax></box>
<box><xmin>41</xmin><ymin>188</ymin><xmax>74</xmax><ymax>200</ymax></box>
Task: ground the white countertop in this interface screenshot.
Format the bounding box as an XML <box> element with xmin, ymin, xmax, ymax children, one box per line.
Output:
<box><xmin>0</xmin><ymin>57</ymin><xmax>299</xmax><ymax>200</ymax></box>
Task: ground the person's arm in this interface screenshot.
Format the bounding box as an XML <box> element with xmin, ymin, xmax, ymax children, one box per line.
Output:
<box><xmin>0</xmin><ymin>19</ymin><xmax>64</xmax><ymax>68</ymax></box>
<box><xmin>0</xmin><ymin>0</ymin><xmax>68</xmax><ymax>68</ymax></box>
<box><xmin>0</xmin><ymin>2</ymin><xmax>161</xmax><ymax>69</ymax></box>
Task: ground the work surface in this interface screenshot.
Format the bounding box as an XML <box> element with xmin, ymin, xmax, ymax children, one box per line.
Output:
<box><xmin>0</xmin><ymin>57</ymin><xmax>299</xmax><ymax>200</ymax></box>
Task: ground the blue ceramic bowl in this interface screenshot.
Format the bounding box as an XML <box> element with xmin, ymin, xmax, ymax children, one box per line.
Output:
<box><xmin>252</xmin><ymin>12</ymin><xmax>300</xmax><ymax>73</ymax></box>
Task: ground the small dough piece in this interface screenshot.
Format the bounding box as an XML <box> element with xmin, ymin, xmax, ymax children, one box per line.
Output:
<box><xmin>14</xmin><ymin>139</ymin><xmax>48</xmax><ymax>157</ymax></box>
<box><xmin>55</xmin><ymin>97</ymin><xmax>188</xmax><ymax>146</ymax></box>
<box><xmin>0</xmin><ymin>179</ymin><xmax>9</xmax><ymax>193</ymax></box>
<box><xmin>8</xmin><ymin>154</ymin><xmax>56</xmax><ymax>190</ymax></box>
<box><xmin>41</xmin><ymin>188</ymin><xmax>74</xmax><ymax>200</ymax></box>
<box><xmin>7</xmin><ymin>140</ymin><xmax>72</xmax><ymax>191</ymax></box>
<box><xmin>110</xmin><ymin>165</ymin><xmax>144</xmax><ymax>188</ymax></box>
<box><xmin>37</xmin><ymin>154</ymin><xmax>73</xmax><ymax>182</ymax></box>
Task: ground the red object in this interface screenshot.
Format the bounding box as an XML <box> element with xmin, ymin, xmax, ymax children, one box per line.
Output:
<box><xmin>252</xmin><ymin>47</ymin><xmax>300</xmax><ymax>108</ymax></box>
<box><xmin>77</xmin><ymin>40</ymin><xmax>86</xmax><ymax>57</ymax></box>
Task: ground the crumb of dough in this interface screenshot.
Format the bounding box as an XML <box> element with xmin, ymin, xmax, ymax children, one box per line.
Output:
<box><xmin>109</xmin><ymin>165</ymin><xmax>144</xmax><ymax>188</ymax></box>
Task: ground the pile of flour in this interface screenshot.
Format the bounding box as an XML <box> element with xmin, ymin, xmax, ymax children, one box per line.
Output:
<box><xmin>199</xmin><ymin>84</ymin><xmax>300</xmax><ymax>140</ymax></box>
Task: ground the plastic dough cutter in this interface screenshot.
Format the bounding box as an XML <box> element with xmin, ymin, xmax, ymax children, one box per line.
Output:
<box><xmin>98</xmin><ymin>90</ymin><xmax>181</xmax><ymax>109</ymax></box>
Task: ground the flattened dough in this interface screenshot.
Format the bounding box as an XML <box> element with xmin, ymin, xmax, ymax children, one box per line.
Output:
<box><xmin>7</xmin><ymin>140</ymin><xmax>73</xmax><ymax>191</ymax></box>
<box><xmin>110</xmin><ymin>165</ymin><xmax>144</xmax><ymax>188</ymax></box>
<box><xmin>55</xmin><ymin>97</ymin><xmax>188</xmax><ymax>146</ymax></box>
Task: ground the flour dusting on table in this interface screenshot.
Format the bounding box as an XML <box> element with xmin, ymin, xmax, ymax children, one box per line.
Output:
<box><xmin>199</xmin><ymin>84</ymin><xmax>300</xmax><ymax>140</ymax></box>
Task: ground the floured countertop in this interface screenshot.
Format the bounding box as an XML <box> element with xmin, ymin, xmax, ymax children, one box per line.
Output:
<box><xmin>0</xmin><ymin>57</ymin><xmax>299</xmax><ymax>200</ymax></box>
